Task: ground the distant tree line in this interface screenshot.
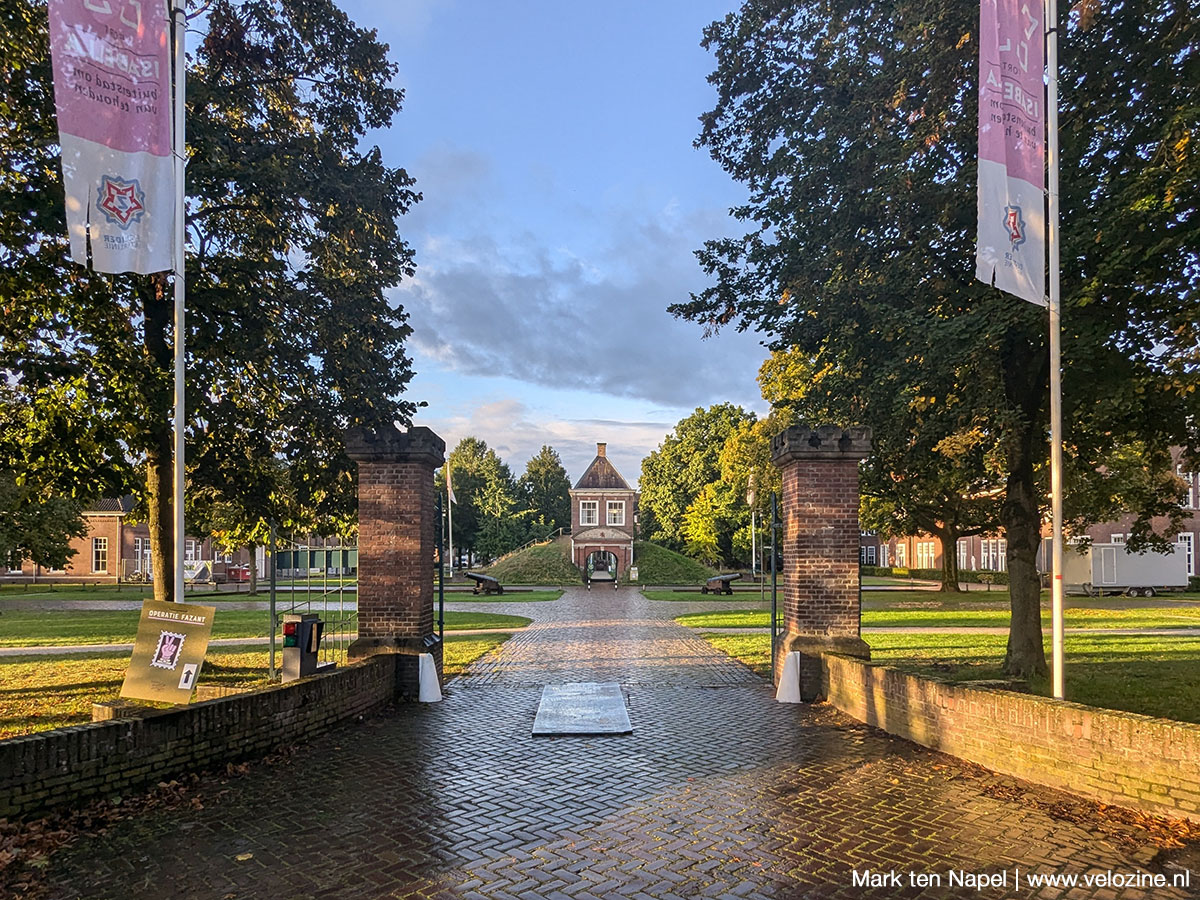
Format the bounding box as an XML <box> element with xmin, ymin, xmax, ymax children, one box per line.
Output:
<box><xmin>439</xmin><ymin>441</ymin><xmax>573</xmax><ymax>566</ymax></box>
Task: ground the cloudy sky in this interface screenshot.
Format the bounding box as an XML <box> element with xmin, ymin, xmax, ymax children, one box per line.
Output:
<box><xmin>340</xmin><ymin>0</ymin><xmax>768</xmax><ymax>484</ymax></box>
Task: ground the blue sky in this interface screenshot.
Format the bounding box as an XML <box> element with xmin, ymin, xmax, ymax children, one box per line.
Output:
<box><xmin>339</xmin><ymin>0</ymin><xmax>768</xmax><ymax>484</ymax></box>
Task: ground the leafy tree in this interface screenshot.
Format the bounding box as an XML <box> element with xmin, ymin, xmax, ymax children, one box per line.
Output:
<box><xmin>440</xmin><ymin>437</ymin><xmax>528</xmax><ymax>564</ymax></box>
<box><xmin>0</xmin><ymin>0</ymin><xmax>419</xmax><ymax>601</ymax></box>
<box><xmin>639</xmin><ymin>403</ymin><xmax>754</xmax><ymax>556</ymax></box>
<box><xmin>0</xmin><ymin>386</ymin><xmax>124</xmax><ymax>570</ymax></box>
<box><xmin>761</xmin><ymin>346</ymin><xmax>1001</xmax><ymax>590</ymax></box>
<box><xmin>517</xmin><ymin>446</ymin><xmax>572</xmax><ymax>535</ymax></box>
<box><xmin>0</xmin><ymin>471</ymin><xmax>86</xmax><ymax>570</ymax></box>
<box><xmin>675</xmin><ymin>0</ymin><xmax>1198</xmax><ymax>676</ymax></box>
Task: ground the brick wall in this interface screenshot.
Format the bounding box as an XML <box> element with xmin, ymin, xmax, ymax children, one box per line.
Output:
<box><xmin>0</xmin><ymin>658</ymin><xmax>399</xmax><ymax>820</ymax></box>
<box><xmin>822</xmin><ymin>653</ymin><xmax>1200</xmax><ymax>822</ymax></box>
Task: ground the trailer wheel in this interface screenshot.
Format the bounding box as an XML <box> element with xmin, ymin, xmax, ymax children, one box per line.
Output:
<box><xmin>1126</xmin><ymin>587</ymin><xmax>1142</xmax><ymax>598</ymax></box>
<box><xmin>1143</xmin><ymin>586</ymin><xmax>1156</xmax><ymax>598</ymax></box>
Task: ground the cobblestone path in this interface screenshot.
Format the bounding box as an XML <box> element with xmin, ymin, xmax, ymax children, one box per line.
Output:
<box><xmin>42</xmin><ymin>588</ymin><xmax>1199</xmax><ymax>899</ymax></box>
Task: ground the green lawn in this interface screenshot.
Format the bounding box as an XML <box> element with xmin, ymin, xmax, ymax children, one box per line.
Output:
<box><xmin>676</xmin><ymin>606</ymin><xmax>1200</xmax><ymax>630</ymax></box>
<box><xmin>643</xmin><ymin>590</ymin><xmax>769</xmax><ymax>602</ymax></box>
<box><xmin>0</xmin><ymin>633</ymin><xmax>511</xmax><ymax>739</ymax></box>
<box><xmin>697</xmin><ymin>630</ymin><xmax>1200</xmax><ymax>724</ymax></box>
<box><xmin>0</xmin><ymin>609</ymin><xmax>530</xmax><ymax>647</ymax></box>
<box><xmin>0</xmin><ymin>584</ymin><xmax>226</xmax><ymax>602</ymax></box>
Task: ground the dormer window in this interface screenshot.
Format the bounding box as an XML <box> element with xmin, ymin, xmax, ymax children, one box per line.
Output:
<box><xmin>580</xmin><ymin>501</ymin><xmax>598</xmax><ymax>526</ymax></box>
<box><xmin>607</xmin><ymin>501</ymin><xmax>625</xmax><ymax>526</ymax></box>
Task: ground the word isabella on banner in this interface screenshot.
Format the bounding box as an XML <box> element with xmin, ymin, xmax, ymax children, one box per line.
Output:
<box><xmin>48</xmin><ymin>0</ymin><xmax>174</xmax><ymax>275</ymax></box>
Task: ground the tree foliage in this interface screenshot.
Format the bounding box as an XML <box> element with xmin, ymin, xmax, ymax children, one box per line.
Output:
<box><xmin>639</xmin><ymin>403</ymin><xmax>755</xmax><ymax>565</ymax></box>
<box><xmin>442</xmin><ymin>437</ymin><xmax>528</xmax><ymax>564</ymax></box>
<box><xmin>0</xmin><ymin>0</ymin><xmax>419</xmax><ymax>600</ymax></box>
<box><xmin>517</xmin><ymin>445</ymin><xmax>572</xmax><ymax>536</ymax></box>
<box><xmin>675</xmin><ymin>0</ymin><xmax>1199</xmax><ymax>675</ymax></box>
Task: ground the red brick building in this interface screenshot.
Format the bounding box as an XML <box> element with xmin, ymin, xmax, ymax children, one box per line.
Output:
<box><xmin>3</xmin><ymin>497</ymin><xmax>255</xmax><ymax>583</ymax></box>
<box><xmin>569</xmin><ymin>443</ymin><xmax>638</xmax><ymax>582</ymax></box>
<box><xmin>859</xmin><ymin>456</ymin><xmax>1200</xmax><ymax>579</ymax></box>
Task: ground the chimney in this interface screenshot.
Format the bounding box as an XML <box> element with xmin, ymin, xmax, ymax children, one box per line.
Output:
<box><xmin>596</xmin><ymin>442</ymin><xmax>607</xmax><ymax>458</ymax></box>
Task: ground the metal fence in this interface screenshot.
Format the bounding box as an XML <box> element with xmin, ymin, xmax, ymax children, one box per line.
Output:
<box><xmin>267</xmin><ymin>535</ymin><xmax>359</xmax><ymax>678</ymax></box>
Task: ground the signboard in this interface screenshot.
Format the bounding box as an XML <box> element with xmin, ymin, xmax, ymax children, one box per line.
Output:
<box><xmin>975</xmin><ymin>0</ymin><xmax>1046</xmax><ymax>305</ymax></box>
<box><xmin>120</xmin><ymin>600</ymin><xmax>216</xmax><ymax>703</ymax></box>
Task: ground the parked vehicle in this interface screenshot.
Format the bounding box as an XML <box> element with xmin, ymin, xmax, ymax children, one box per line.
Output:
<box><xmin>1061</xmin><ymin>542</ymin><xmax>1189</xmax><ymax>597</ymax></box>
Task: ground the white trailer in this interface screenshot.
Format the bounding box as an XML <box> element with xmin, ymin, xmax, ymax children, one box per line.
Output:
<box><xmin>1061</xmin><ymin>542</ymin><xmax>1189</xmax><ymax>597</ymax></box>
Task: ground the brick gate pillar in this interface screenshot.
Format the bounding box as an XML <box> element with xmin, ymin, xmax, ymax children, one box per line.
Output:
<box><xmin>346</xmin><ymin>424</ymin><xmax>445</xmax><ymax>699</ymax></box>
<box><xmin>770</xmin><ymin>424</ymin><xmax>872</xmax><ymax>698</ymax></box>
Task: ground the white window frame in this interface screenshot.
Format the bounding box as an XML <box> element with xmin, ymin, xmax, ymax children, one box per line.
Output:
<box><xmin>894</xmin><ymin>544</ymin><xmax>907</xmax><ymax>567</ymax></box>
<box><xmin>134</xmin><ymin>537</ymin><xmax>152</xmax><ymax>574</ymax></box>
<box><xmin>916</xmin><ymin>541</ymin><xmax>935</xmax><ymax>570</ymax></box>
<box><xmin>92</xmin><ymin>537</ymin><xmax>108</xmax><ymax>574</ymax></box>
<box><xmin>1110</xmin><ymin>533</ymin><xmax>1126</xmax><ymax>545</ymax></box>
<box><xmin>1178</xmin><ymin>464</ymin><xmax>1197</xmax><ymax>510</ymax></box>
<box><xmin>1179</xmin><ymin>532</ymin><xmax>1195</xmax><ymax>578</ymax></box>
<box><xmin>185</xmin><ymin>539</ymin><xmax>198</xmax><ymax>562</ymax></box>
<box><xmin>866</xmin><ymin>545</ymin><xmax>876</xmax><ymax>565</ymax></box>
<box><xmin>997</xmin><ymin>538</ymin><xmax>1008</xmax><ymax>572</ymax></box>
<box><xmin>579</xmin><ymin>501</ymin><xmax>598</xmax><ymax>527</ymax></box>
<box><xmin>957</xmin><ymin>539</ymin><xmax>968</xmax><ymax>572</ymax></box>
<box><xmin>879</xmin><ymin>545</ymin><xmax>888</xmax><ymax>568</ymax></box>
<box><xmin>606</xmin><ymin>501</ymin><xmax>625</xmax><ymax>527</ymax></box>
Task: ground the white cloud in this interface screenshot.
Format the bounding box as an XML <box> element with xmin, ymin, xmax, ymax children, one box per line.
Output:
<box><xmin>413</xmin><ymin>398</ymin><xmax>671</xmax><ymax>486</ymax></box>
<box><xmin>395</xmin><ymin>204</ymin><xmax>767</xmax><ymax>409</ymax></box>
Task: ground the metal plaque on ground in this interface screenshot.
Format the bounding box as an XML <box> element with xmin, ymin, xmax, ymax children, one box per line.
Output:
<box><xmin>120</xmin><ymin>600</ymin><xmax>216</xmax><ymax>703</ymax></box>
<box><xmin>531</xmin><ymin>682</ymin><xmax>632</xmax><ymax>736</ymax></box>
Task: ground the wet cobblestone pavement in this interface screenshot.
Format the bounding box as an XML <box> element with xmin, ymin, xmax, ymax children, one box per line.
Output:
<box><xmin>41</xmin><ymin>587</ymin><xmax>1200</xmax><ymax>899</ymax></box>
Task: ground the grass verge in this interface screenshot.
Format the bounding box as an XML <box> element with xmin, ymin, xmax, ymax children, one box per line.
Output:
<box><xmin>0</xmin><ymin>633</ymin><xmax>511</xmax><ymax>740</ymax></box>
<box><xmin>695</xmin><ymin>630</ymin><xmax>1200</xmax><ymax>723</ymax></box>
<box><xmin>630</xmin><ymin>542</ymin><xmax>717</xmax><ymax>584</ymax></box>
<box><xmin>677</xmin><ymin>607</ymin><xmax>1200</xmax><ymax>630</ymax></box>
<box><xmin>483</xmin><ymin>538</ymin><xmax>582</xmax><ymax>584</ymax></box>
<box><xmin>643</xmin><ymin>590</ymin><xmax>768</xmax><ymax>602</ymax></box>
<box><xmin>0</xmin><ymin>609</ymin><xmax>530</xmax><ymax>647</ymax></box>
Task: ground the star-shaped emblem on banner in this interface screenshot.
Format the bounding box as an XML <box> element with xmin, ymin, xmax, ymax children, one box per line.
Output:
<box><xmin>1003</xmin><ymin>205</ymin><xmax>1026</xmax><ymax>247</ymax></box>
<box><xmin>96</xmin><ymin>175</ymin><xmax>146</xmax><ymax>230</ymax></box>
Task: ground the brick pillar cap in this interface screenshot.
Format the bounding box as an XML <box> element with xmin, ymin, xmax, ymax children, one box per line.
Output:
<box><xmin>346</xmin><ymin>424</ymin><xmax>446</xmax><ymax>466</ymax></box>
<box><xmin>771</xmin><ymin>424</ymin><xmax>872</xmax><ymax>465</ymax></box>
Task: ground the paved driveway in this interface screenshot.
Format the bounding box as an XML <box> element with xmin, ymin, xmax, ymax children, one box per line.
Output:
<box><xmin>41</xmin><ymin>587</ymin><xmax>1198</xmax><ymax>899</ymax></box>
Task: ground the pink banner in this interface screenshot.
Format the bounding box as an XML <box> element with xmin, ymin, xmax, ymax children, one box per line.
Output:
<box><xmin>49</xmin><ymin>0</ymin><xmax>173</xmax><ymax>274</ymax></box>
<box><xmin>976</xmin><ymin>0</ymin><xmax>1045</xmax><ymax>306</ymax></box>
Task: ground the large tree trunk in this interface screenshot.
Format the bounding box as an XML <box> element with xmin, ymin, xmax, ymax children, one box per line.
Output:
<box><xmin>933</xmin><ymin>523</ymin><xmax>963</xmax><ymax>593</ymax></box>
<box><xmin>143</xmin><ymin>275</ymin><xmax>176</xmax><ymax>602</ymax></box>
<box><xmin>1001</xmin><ymin>441</ymin><xmax>1048</xmax><ymax>677</ymax></box>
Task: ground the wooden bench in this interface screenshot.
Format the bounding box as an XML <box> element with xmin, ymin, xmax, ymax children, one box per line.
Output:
<box><xmin>465</xmin><ymin>572</ymin><xmax>504</xmax><ymax>595</ymax></box>
<box><xmin>701</xmin><ymin>573</ymin><xmax>743</xmax><ymax>595</ymax></box>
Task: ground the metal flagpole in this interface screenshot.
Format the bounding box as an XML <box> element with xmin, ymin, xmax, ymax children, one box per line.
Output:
<box><xmin>447</xmin><ymin>473</ymin><xmax>454</xmax><ymax>577</ymax></box>
<box><xmin>171</xmin><ymin>0</ymin><xmax>187</xmax><ymax>603</ymax></box>
<box><xmin>1046</xmin><ymin>0</ymin><xmax>1065</xmax><ymax>699</ymax></box>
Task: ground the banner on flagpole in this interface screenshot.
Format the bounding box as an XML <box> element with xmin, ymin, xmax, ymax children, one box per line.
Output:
<box><xmin>49</xmin><ymin>0</ymin><xmax>174</xmax><ymax>275</ymax></box>
<box><xmin>976</xmin><ymin>0</ymin><xmax>1046</xmax><ymax>306</ymax></box>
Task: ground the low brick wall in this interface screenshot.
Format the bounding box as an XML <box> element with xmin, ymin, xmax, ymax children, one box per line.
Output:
<box><xmin>822</xmin><ymin>653</ymin><xmax>1200</xmax><ymax>822</ymax></box>
<box><xmin>0</xmin><ymin>656</ymin><xmax>399</xmax><ymax>820</ymax></box>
